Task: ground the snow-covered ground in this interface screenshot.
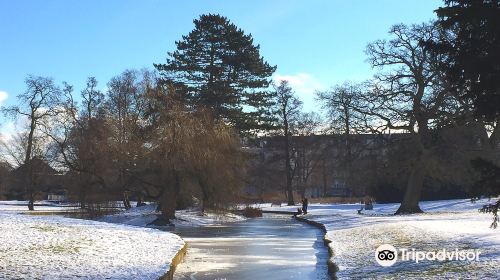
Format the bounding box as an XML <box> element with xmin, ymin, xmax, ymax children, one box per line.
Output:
<box><xmin>261</xmin><ymin>198</ymin><xmax>500</xmax><ymax>279</ymax></box>
<box><xmin>4</xmin><ymin>199</ymin><xmax>496</xmax><ymax>279</ymax></box>
<box><xmin>0</xmin><ymin>201</ymin><xmax>185</xmax><ymax>280</ymax></box>
<box><xmin>0</xmin><ymin>200</ymin><xmax>79</xmax><ymax>213</ymax></box>
<box><xmin>99</xmin><ymin>204</ymin><xmax>245</xmax><ymax>227</ymax></box>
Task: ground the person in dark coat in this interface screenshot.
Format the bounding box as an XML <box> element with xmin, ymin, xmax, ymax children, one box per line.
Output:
<box><xmin>302</xmin><ymin>197</ymin><xmax>309</xmax><ymax>214</ymax></box>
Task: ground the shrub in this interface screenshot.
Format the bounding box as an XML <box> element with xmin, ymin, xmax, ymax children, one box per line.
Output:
<box><xmin>241</xmin><ymin>206</ymin><xmax>262</xmax><ymax>218</ymax></box>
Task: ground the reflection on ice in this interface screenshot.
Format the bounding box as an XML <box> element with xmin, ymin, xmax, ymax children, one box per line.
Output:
<box><xmin>166</xmin><ymin>214</ymin><xmax>329</xmax><ymax>280</ymax></box>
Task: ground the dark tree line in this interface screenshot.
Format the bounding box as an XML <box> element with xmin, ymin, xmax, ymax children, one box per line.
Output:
<box><xmin>433</xmin><ymin>0</ymin><xmax>500</xmax><ymax>226</ymax></box>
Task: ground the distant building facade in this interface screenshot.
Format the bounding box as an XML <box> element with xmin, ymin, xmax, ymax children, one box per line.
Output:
<box><xmin>246</xmin><ymin>125</ymin><xmax>498</xmax><ymax>201</ymax></box>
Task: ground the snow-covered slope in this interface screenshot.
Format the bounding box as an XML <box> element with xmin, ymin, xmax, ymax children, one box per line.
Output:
<box><xmin>0</xmin><ymin>202</ymin><xmax>185</xmax><ymax>280</ymax></box>
<box><xmin>262</xmin><ymin>198</ymin><xmax>500</xmax><ymax>279</ymax></box>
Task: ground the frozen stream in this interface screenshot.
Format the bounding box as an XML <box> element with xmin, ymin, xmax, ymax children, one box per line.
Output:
<box><xmin>168</xmin><ymin>214</ymin><xmax>329</xmax><ymax>280</ymax></box>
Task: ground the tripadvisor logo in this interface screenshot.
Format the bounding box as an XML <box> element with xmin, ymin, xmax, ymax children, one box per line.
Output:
<box><xmin>375</xmin><ymin>244</ymin><xmax>481</xmax><ymax>267</ymax></box>
<box><xmin>375</xmin><ymin>244</ymin><xmax>397</xmax><ymax>266</ymax></box>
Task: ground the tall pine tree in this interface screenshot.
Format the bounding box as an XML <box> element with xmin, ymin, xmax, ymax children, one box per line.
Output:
<box><xmin>155</xmin><ymin>14</ymin><xmax>277</xmax><ymax>134</ymax></box>
<box><xmin>435</xmin><ymin>0</ymin><xmax>500</xmax><ymax>120</ymax></box>
<box><xmin>435</xmin><ymin>0</ymin><xmax>500</xmax><ymax>227</ymax></box>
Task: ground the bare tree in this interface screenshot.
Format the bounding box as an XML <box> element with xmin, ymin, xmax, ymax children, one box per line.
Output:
<box><xmin>43</xmin><ymin>77</ymin><xmax>111</xmax><ymax>209</ymax></box>
<box><xmin>0</xmin><ymin>133</ymin><xmax>29</xmax><ymax>167</ymax></box>
<box><xmin>139</xmin><ymin>87</ymin><xmax>244</xmax><ymax>222</ymax></box>
<box><xmin>294</xmin><ymin>112</ymin><xmax>323</xmax><ymax>197</ymax></box>
<box><xmin>317</xmin><ymin>82</ymin><xmax>366</xmax><ymax>196</ymax></box>
<box><xmin>271</xmin><ymin>80</ymin><xmax>302</xmax><ymax>205</ymax></box>
<box><xmin>1</xmin><ymin>76</ymin><xmax>62</xmax><ymax>210</ymax></box>
<box><xmin>359</xmin><ymin>23</ymin><xmax>455</xmax><ymax>214</ymax></box>
<box><xmin>105</xmin><ymin>70</ymin><xmax>149</xmax><ymax>209</ymax></box>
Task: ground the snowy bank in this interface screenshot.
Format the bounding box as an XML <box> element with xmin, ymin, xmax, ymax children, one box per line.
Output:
<box><xmin>0</xmin><ymin>202</ymin><xmax>185</xmax><ymax>280</ymax></box>
<box><xmin>99</xmin><ymin>204</ymin><xmax>245</xmax><ymax>228</ymax></box>
<box><xmin>0</xmin><ymin>200</ymin><xmax>79</xmax><ymax>213</ymax></box>
<box><xmin>262</xmin><ymin>199</ymin><xmax>500</xmax><ymax>279</ymax></box>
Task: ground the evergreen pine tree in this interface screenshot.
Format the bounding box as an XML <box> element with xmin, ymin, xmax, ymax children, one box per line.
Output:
<box><xmin>435</xmin><ymin>0</ymin><xmax>500</xmax><ymax>120</ymax></box>
<box><xmin>155</xmin><ymin>14</ymin><xmax>277</xmax><ymax>134</ymax></box>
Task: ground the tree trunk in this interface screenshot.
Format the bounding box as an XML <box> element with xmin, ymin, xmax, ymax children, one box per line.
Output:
<box><xmin>79</xmin><ymin>195</ymin><xmax>86</xmax><ymax>210</ymax></box>
<box><xmin>284</xmin><ymin>121</ymin><xmax>294</xmax><ymax>206</ymax></box>
<box><xmin>322</xmin><ymin>160</ymin><xmax>328</xmax><ymax>197</ymax></box>
<box><xmin>28</xmin><ymin>193</ymin><xmax>34</xmax><ymax>211</ymax></box>
<box><xmin>122</xmin><ymin>191</ymin><xmax>131</xmax><ymax>210</ymax></box>
<box><xmin>395</xmin><ymin>156</ymin><xmax>425</xmax><ymax>214</ymax></box>
<box><xmin>396</xmin><ymin>113</ymin><xmax>429</xmax><ymax>214</ymax></box>
<box><xmin>159</xmin><ymin>190</ymin><xmax>176</xmax><ymax>221</ymax></box>
<box><xmin>298</xmin><ymin>143</ymin><xmax>308</xmax><ymax>199</ymax></box>
<box><xmin>25</xmin><ymin>118</ymin><xmax>36</xmax><ymax>211</ymax></box>
<box><xmin>198</xmin><ymin>176</ymin><xmax>209</xmax><ymax>213</ymax></box>
<box><xmin>136</xmin><ymin>192</ymin><xmax>146</xmax><ymax>207</ymax></box>
<box><xmin>344</xmin><ymin>109</ymin><xmax>354</xmax><ymax>196</ymax></box>
<box><xmin>285</xmin><ymin>151</ymin><xmax>294</xmax><ymax>205</ymax></box>
<box><xmin>27</xmin><ymin>162</ymin><xmax>35</xmax><ymax>211</ymax></box>
<box><xmin>26</xmin><ymin>177</ymin><xmax>35</xmax><ymax>211</ymax></box>
<box><xmin>158</xmin><ymin>171</ymin><xmax>181</xmax><ymax>223</ymax></box>
<box><xmin>79</xmin><ymin>179</ymin><xmax>87</xmax><ymax>209</ymax></box>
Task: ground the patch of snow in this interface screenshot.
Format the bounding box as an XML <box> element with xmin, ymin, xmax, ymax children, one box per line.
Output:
<box><xmin>98</xmin><ymin>204</ymin><xmax>160</xmax><ymax>227</ymax></box>
<box><xmin>174</xmin><ymin>209</ymin><xmax>245</xmax><ymax>227</ymax></box>
<box><xmin>0</xmin><ymin>203</ymin><xmax>184</xmax><ymax>280</ymax></box>
<box><xmin>99</xmin><ymin>204</ymin><xmax>245</xmax><ymax>228</ymax></box>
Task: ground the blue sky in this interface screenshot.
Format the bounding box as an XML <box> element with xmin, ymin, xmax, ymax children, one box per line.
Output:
<box><xmin>0</xmin><ymin>0</ymin><xmax>441</xmax><ymax>134</ymax></box>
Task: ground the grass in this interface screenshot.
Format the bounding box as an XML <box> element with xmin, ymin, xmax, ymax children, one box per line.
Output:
<box><xmin>241</xmin><ymin>206</ymin><xmax>263</xmax><ymax>217</ymax></box>
<box><xmin>30</xmin><ymin>225</ymin><xmax>58</xmax><ymax>232</ymax></box>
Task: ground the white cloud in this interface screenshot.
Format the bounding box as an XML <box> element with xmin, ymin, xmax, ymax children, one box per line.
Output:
<box><xmin>273</xmin><ymin>73</ymin><xmax>325</xmax><ymax>95</ymax></box>
<box><xmin>0</xmin><ymin>91</ymin><xmax>8</xmax><ymax>106</ymax></box>
<box><xmin>273</xmin><ymin>73</ymin><xmax>326</xmax><ymax>112</ymax></box>
<box><xmin>0</xmin><ymin>120</ymin><xmax>19</xmax><ymax>143</ymax></box>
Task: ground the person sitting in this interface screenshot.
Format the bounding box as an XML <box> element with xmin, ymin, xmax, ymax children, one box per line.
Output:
<box><xmin>357</xmin><ymin>204</ymin><xmax>364</xmax><ymax>214</ymax></box>
<box><xmin>296</xmin><ymin>207</ymin><xmax>303</xmax><ymax>216</ymax></box>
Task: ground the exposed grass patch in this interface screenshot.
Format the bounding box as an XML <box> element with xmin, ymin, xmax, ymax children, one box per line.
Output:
<box><xmin>30</xmin><ymin>225</ymin><xmax>58</xmax><ymax>232</ymax></box>
<box><xmin>241</xmin><ymin>206</ymin><xmax>263</xmax><ymax>217</ymax></box>
<box><xmin>48</xmin><ymin>244</ymin><xmax>81</xmax><ymax>254</ymax></box>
